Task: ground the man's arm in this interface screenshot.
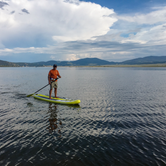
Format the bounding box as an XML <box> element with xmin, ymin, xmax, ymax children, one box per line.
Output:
<box><xmin>57</xmin><ymin>70</ymin><xmax>61</xmax><ymax>78</ymax></box>
<box><xmin>48</xmin><ymin>75</ymin><xmax>51</xmax><ymax>84</ymax></box>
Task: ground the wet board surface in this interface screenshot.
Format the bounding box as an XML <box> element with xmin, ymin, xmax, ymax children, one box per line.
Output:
<box><xmin>33</xmin><ymin>94</ymin><xmax>81</xmax><ymax>105</ymax></box>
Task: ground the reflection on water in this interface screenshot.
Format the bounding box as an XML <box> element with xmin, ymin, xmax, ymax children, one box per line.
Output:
<box><xmin>47</xmin><ymin>103</ymin><xmax>62</xmax><ymax>137</ymax></box>
<box><xmin>0</xmin><ymin>67</ymin><xmax>166</xmax><ymax>165</ymax></box>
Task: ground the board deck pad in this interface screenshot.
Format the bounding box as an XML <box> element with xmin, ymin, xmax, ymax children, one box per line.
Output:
<box><xmin>33</xmin><ymin>94</ymin><xmax>81</xmax><ymax>105</ymax></box>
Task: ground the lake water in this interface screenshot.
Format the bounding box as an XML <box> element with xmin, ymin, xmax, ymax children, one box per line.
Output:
<box><xmin>0</xmin><ymin>67</ymin><xmax>166</xmax><ymax>166</ymax></box>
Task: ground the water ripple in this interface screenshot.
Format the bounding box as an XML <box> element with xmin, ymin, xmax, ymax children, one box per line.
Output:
<box><xmin>1</xmin><ymin>67</ymin><xmax>166</xmax><ymax>165</ymax></box>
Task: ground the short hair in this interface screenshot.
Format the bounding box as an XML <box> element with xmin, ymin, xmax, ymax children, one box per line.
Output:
<box><xmin>53</xmin><ymin>64</ymin><xmax>57</xmax><ymax>68</ymax></box>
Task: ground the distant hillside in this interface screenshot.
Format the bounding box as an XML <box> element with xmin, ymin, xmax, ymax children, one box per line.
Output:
<box><xmin>1</xmin><ymin>56</ymin><xmax>166</xmax><ymax>67</ymax></box>
<box><xmin>73</xmin><ymin>58</ymin><xmax>115</xmax><ymax>66</ymax></box>
<box><xmin>0</xmin><ymin>60</ymin><xmax>19</xmax><ymax>67</ymax></box>
<box><xmin>121</xmin><ymin>56</ymin><xmax>166</xmax><ymax>65</ymax></box>
<box><xmin>15</xmin><ymin>58</ymin><xmax>115</xmax><ymax>66</ymax></box>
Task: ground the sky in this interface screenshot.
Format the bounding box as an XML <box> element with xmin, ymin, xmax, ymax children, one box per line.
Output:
<box><xmin>0</xmin><ymin>0</ymin><xmax>166</xmax><ymax>62</ymax></box>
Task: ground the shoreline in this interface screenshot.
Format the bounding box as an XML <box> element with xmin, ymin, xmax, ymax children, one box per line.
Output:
<box><xmin>1</xmin><ymin>63</ymin><xmax>166</xmax><ymax>67</ymax></box>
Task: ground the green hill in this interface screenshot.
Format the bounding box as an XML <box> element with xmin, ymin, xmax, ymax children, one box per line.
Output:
<box><xmin>15</xmin><ymin>58</ymin><xmax>115</xmax><ymax>66</ymax></box>
<box><xmin>1</xmin><ymin>56</ymin><xmax>166</xmax><ymax>67</ymax></box>
<box><xmin>0</xmin><ymin>60</ymin><xmax>19</xmax><ymax>67</ymax></box>
<box><xmin>121</xmin><ymin>56</ymin><xmax>166</xmax><ymax>65</ymax></box>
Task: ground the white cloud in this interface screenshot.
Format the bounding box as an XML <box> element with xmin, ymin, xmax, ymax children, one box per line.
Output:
<box><xmin>0</xmin><ymin>0</ymin><xmax>166</xmax><ymax>62</ymax></box>
<box><xmin>118</xmin><ymin>6</ymin><xmax>166</xmax><ymax>25</ymax></box>
<box><xmin>98</xmin><ymin>6</ymin><xmax>166</xmax><ymax>46</ymax></box>
<box><xmin>0</xmin><ymin>0</ymin><xmax>117</xmax><ymax>46</ymax></box>
<box><xmin>118</xmin><ymin>22</ymin><xmax>166</xmax><ymax>45</ymax></box>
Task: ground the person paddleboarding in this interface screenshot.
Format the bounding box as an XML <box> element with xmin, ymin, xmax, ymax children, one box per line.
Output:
<box><xmin>48</xmin><ymin>64</ymin><xmax>61</xmax><ymax>99</ymax></box>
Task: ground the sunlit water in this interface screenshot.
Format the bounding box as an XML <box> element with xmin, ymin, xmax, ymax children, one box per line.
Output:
<box><xmin>0</xmin><ymin>67</ymin><xmax>166</xmax><ymax>166</ymax></box>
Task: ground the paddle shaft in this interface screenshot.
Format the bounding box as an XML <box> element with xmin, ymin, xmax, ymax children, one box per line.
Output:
<box><xmin>27</xmin><ymin>78</ymin><xmax>59</xmax><ymax>97</ymax></box>
<box><xmin>35</xmin><ymin>78</ymin><xmax>59</xmax><ymax>94</ymax></box>
<box><xmin>34</xmin><ymin>83</ymin><xmax>49</xmax><ymax>94</ymax></box>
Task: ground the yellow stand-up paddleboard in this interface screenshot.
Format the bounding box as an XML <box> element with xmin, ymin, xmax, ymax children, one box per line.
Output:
<box><xmin>33</xmin><ymin>94</ymin><xmax>81</xmax><ymax>105</ymax></box>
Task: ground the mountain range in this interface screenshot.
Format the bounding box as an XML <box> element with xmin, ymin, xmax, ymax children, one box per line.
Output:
<box><xmin>1</xmin><ymin>56</ymin><xmax>166</xmax><ymax>67</ymax></box>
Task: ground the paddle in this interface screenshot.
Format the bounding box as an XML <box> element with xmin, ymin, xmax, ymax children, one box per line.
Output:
<box><xmin>27</xmin><ymin>78</ymin><xmax>59</xmax><ymax>97</ymax></box>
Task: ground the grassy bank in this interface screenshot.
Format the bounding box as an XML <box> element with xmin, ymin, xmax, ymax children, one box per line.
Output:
<box><xmin>101</xmin><ymin>63</ymin><xmax>166</xmax><ymax>67</ymax></box>
<box><xmin>1</xmin><ymin>63</ymin><xmax>166</xmax><ymax>67</ymax></box>
<box><xmin>64</xmin><ymin>63</ymin><xmax>166</xmax><ymax>67</ymax></box>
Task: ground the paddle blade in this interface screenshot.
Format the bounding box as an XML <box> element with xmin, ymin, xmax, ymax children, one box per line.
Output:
<box><xmin>27</xmin><ymin>93</ymin><xmax>34</xmax><ymax>97</ymax></box>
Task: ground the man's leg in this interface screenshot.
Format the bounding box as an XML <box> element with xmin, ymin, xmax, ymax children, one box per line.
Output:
<box><xmin>49</xmin><ymin>89</ymin><xmax>53</xmax><ymax>99</ymax></box>
<box><xmin>54</xmin><ymin>88</ymin><xmax>57</xmax><ymax>98</ymax></box>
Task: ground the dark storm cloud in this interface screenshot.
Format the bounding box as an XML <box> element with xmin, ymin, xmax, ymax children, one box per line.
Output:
<box><xmin>63</xmin><ymin>40</ymin><xmax>142</xmax><ymax>52</ymax></box>
<box><xmin>22</xmin><ymin>8</ymin><xmax>30</xmax><ymax>14</ymax></box>
<box><xmin>58</xmin><ymin>39</ymin><xmax>166</xmax><ymax>61</ymax></box>
<box><xmin>0</xmin><ymin>1</ymin><xmax>8</xmax><ymax>9</ymax></box>
<box><xmin>10</xmin><ymin>11</ymin><xmax>15</xmax><ymax>14</ymax></box>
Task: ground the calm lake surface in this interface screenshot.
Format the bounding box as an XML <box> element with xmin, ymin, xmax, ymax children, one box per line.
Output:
<box><xmin>0</xmin><ymin>67</ymin><xmax>166</xmax><ymax>166</ymax></box>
